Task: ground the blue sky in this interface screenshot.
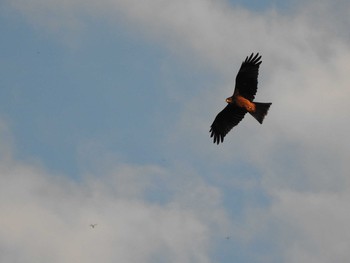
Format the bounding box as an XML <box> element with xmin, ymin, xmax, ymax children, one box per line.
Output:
<box><xmin>1</xmin><ymin>0</ymin><xmax>350</xmax><ymax>262</ymax></box>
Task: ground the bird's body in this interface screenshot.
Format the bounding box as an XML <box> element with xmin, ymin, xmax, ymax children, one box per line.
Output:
<box><xmin>210</xmin><ymin>53</ymin><xmax>271</xmax><ymax>144</ymax></box>
<box><xmin>229</xmin><ymin>95</ymin><xmax>256</xmax><ymax>111</ymax></box>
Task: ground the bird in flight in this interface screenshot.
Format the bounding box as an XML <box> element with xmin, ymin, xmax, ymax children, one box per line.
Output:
<box><xmin>90</xmin><ymin>224</ymin><xmax>97</xmax><ymax>228</ymax></box>
<box><xmin>210</xmin><ymin>53</ymin><xmax>271</xmax><ymax>144</ymax></box>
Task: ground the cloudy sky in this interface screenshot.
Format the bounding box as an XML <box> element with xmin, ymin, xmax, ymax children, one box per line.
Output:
<box><xmin>1</xmin><ymin>0</ymin><xmax>350</xmax><ymax>262</ymax></box>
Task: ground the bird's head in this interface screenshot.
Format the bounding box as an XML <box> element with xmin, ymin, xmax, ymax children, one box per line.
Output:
<box><xmin>225</xmin><ymin>97</ymin><xmax>233</xmax><ymax>103</ymax></box>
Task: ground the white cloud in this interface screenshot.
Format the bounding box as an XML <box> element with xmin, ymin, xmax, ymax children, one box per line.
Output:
<box><xmin>3</xmin><ymin>0</ymin><xmax>350</xmax><ymax>262</ymax></box>
<box><xmin>269</xmin><ymin>190</ymin><xmax>350</xmax><ymax>263</ymax></box>
<box><xmin>0</xmin><ymin>132</ymin><xmax>227</xmax><ymax>263</ymax></box>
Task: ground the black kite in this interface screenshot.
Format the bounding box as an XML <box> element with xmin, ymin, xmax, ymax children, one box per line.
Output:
<box><xmin>210</xmin><ymin>53</ymin><xmax>271</xmax><ymax>144</ymax></box>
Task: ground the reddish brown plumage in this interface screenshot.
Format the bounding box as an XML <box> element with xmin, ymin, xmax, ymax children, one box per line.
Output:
<box><xmin>210</xmin><ymin>53</ymin><xmax>272</xmax><ymax>144</ymax></box>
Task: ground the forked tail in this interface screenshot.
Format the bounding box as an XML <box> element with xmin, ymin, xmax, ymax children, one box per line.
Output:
<box><xmin>250</xmin><ymin>102</ymin><xmax>272</xmax><ymax>124</ymax></box>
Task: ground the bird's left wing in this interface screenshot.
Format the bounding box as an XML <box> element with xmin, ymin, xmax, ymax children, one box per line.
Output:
<box><xmin>210</xmin><ymin>104</ymin><xmax>247</xmax><ymax>144</ymax></box>
<box><xmin>234</xmin><ymin>53</ymin><xmax>262</xmax><ymax>101</ymax></box>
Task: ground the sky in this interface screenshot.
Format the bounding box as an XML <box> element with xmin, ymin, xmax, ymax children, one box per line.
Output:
<box><xmin>1</xmin><ymin>0</ymin><xmax>350</xmax><ymax>262</ymax></box>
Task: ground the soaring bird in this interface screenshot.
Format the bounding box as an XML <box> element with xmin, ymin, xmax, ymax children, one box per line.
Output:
<box><xmin>210</xmin><ymin>53</ymin><xmax>271</xmax><ymax>144</ymax></box>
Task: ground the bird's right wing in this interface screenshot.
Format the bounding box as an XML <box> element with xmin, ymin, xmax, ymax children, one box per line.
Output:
<box><xmin>210</xmin><ymin>104</ymin><xmax>247</xmax><ymax>144</ymax></box>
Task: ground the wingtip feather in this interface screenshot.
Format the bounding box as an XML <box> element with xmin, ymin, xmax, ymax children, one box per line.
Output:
<box><xmin>244</xmin><ymin>52</ymin><xmax>262</xmax><ymax>65</ymax></box>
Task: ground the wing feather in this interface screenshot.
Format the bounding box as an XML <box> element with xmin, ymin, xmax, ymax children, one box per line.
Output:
<box><xmin>234</xmin><ymin>53</ymin><xmax>262</xmax><ymax>101</ymax></box>
<box><xmin>209</xmin><ymin>104</ymin><xmax>247</xmax><ymax>144</ymax></box>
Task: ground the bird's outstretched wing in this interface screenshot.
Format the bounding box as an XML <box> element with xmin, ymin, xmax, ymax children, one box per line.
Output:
<box><xmin>210</xmin><ymin>104</ymin><xmax>247</xmax><ymax>144</ymax></box>
<box><xmin>234</xmin><ymin>53</ymin><xmax>262</xmax><ymax>101</ymax></box>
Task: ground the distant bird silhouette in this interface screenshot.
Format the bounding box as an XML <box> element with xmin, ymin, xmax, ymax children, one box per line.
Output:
<box><xmin>90</xmin><ymin>224</ymin><xmax>97</xmax><ymax>228</ymax></box>
<box><xmin>210</xmin><ymin>53</ymin><xmax>272</xmax><ymax>144</ymax></box>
